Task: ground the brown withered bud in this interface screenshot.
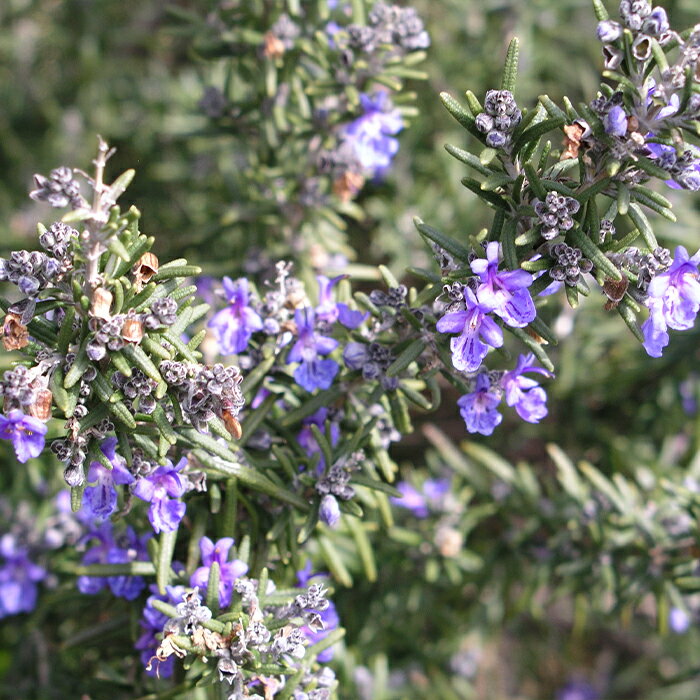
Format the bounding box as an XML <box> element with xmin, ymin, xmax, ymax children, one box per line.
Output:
<box><xmin>121</xmin><ymin>318</ymin><xmax>144</xmax><ymax>344</ymax></box>
<box><xmin>132</xmin><ymin>252</ymin><xmax>159</xmax><ymax>292</ymax></box>
<box><xmin>561</xmin><ymin>123</ymin><xmax>586</xmax><ymax>160</ymax></box>
<box><xmin>263</xmin><ymin>31</ymin><xmax>286</xmax><ymax>59</ymax></box>
<box><xmin>222</xmin><ymin>410</ymin><xmax>243</xmax><ymax>440</ymax></box>
<box><xmin>2</xmin><ymin>312</ymin><xmax>29</xmax><ymax>351</ymax></box>
<box><xmin>626</xmin><ymin>115</ymin><xmax>639</xmax><ymax>133</ymax></box>
<box><xmin>603</xmin><ymin>275</ymin><xmax>629</xmax><ymax>310</ymax></box>
<box><xmin>91</xmin><ymin>287</ymin><xmax>113</xmax><ymax>320</ymax></box>
<box><xmin>28</xmin><ymin>388</ymin><xmax>53</xmax><ymax>420</ymax></box>
<box><xmin>333</xmin><ymin>171</ymin><xmax>365</xmax><ymax>202</ymax></box>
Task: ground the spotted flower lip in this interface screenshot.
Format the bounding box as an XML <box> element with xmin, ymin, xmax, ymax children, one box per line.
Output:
<box><xmin>457</xmin><ymin>373</ymin><xmax>503</xmax><ymax>435</ymax></box>
<box><xmin>0</xmin><ymin>409</ymin><xmax>48</xmax><ymax>463</ymax></box>
<box><xmin>470</xmin><ymin>242</ymin><xmax>536</xmax><ymax>327</ymax></box>
<box><xmin>436</xmin><ymin>286</ymin><xmax>504</xmax><ymax>373</ymax></box>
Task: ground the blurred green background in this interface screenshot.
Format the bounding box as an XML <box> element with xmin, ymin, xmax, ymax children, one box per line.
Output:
<box><xmin>2</xmin><ymin>0</ymin><xmax>700</xmax><ymax>698</ymax></box>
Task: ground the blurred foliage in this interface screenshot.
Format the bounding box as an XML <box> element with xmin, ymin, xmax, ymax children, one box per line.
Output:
<box><xmin>2</xmin><ymin>0</ymin><xmax>700</xmax><ymax>699</ymax></box>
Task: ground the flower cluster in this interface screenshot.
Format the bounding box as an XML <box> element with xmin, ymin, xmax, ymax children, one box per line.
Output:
<box><xmin>436</xmin><ymin>243</ymin><xmax>535</xmax><ymax>374</ymax></box>
<box><xmin>457</xmin><ymin>354</ymin><xmax>551</xmax><ymax>436</ymax></box>
<box><xmin>534</xmin><ymin>192</ymin><xmax>581</xmax><ymax>241</ymax></box>
<box><xmin>146</xmin><ymin>579</ymin><xmax>339</xmax><ymax>698</ymax></box>
<box><xmin>475</xmin><ymin>89</ymin><xmax>522</xmax><ymax>149</ymax></box>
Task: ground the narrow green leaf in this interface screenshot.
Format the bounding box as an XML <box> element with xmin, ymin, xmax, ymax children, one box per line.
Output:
<box><xmin>279</xmin><ymin>386</ymin><xmax>343</xmax><ymax>428</ymax></box>
<box><xmin>538</xmin><ymin>94</ymin><xmax>567</xmax><ymax>121</ymax></box>
<box><xmin>347</xmin><ymin>519</ymin><xmax>377</xmax><ymax>582</ymax></box>
<box><xmin>64</xmin><ymin>337</ymin><xmax>90</xmax><ymax>389</ymax></box>
<box><xmin>440</xmin><ymin>92</ymin><xmax>481</xmax><ymax>138</ymax></box>
<box><xmin>122</xmin><ymin>344</ymin><xmax>163</xmax><ymax>383</ymax></box>
<box><xmin>512</xmin><ymin>117</ymin><xmax>565</xmax><ymax>155</ymax></box>
<box><xmin>460</xmin><ymin>177</ymin><xmax>510</xmax><ymax>210</ymax></box>
<box><xmin>157</xmin><ymin>528</ymin><xmax>178</xmax><ymax>594</ymax></box>
<box><xmin>567</xmin><ymin>227</ymin><xmax>622</xmax><ymax>280</ymax></box>
<box><xmin>444</xmin><ymin>144</ymin><xmax>491</xmax><ymax>176</ymax></box>
<box><xmin>627</xmin><ymin>203</ymin><xmax>658</xmax><ymax>249</ymax></box>
<box><xmin>413</xmin><ymin>217</ymin><xmax>472</xmax><ymax>262</ymax></box>
<box><xmin>205</xmin><ymin>561</ymin><xmax>220</xmax><ymax>615</ymax></box>
<box><xmin>500</xmin><ymin>37</ymin><xmax>520</xmax><ymax>92</ymax></box>
<box><xmin>386</xmin><ymin>338</ymin><xmax>426</xmax><ymax>377</ymax></box>
<box><xmin>318</xmin><ymin>535</ymin><xmax>353</xmax><ymax>587</ymax></box>
<box><xmin>592</xmin><ymin>0</ymin><xmax>609</xmax><ymax>21</ymax></box>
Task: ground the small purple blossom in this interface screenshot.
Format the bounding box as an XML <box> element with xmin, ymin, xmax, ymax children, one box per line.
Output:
<box><xmin>457</xmin><ymin>374</ymin><xmax>503</xmax><ymax>435</ymax></box>
<box><xmin>136</xmin><ymin>584</ymin><xmax>186</xmax><ymax>677</ymax></box>
<box><xmin>77</xmin><ymin>523</ymin><xmax>149</xmax><ymax>601</ymax></box>
<box><xmin>319</xmin><ymin>494</ymin><xmax>341</xmax><ymax>528</ymax></box>
<box><xmin>0</xmin><ymin>409</ymin><xmax>48</xmax><ymax>463</ymax></box>
<box><xmin>642</xmin><ymin>246</ymin><xmax>700</xmax><ymax>357</ymax></box>
<box><xmin>669</xmin><ymin>607</ymin><xmax>691</xmax><ymax>634</ymax></box>
<box><xmin>436</xmin><ymin>287</ymin><xmax>503</xmax><ymax>373</ymax></box>
<box><xmin>391</xmin><ymin>479</ymin><xmax>450</xmax><ymax>518</ymax></box>
<box><xmin>132</xmin><ymin>458</ymin><xmax>188</xmax><ymax>534</ymax></box>
<box><xmin>501</xmin><ymin>354</ymin><xmax>551</xmax><ymax>423</ymax></box>
<box><xmin>604</xmin><ymin>105</ymin><xmax>627</xmax><ymax>136</ymax></box>
<box><xmin>315</xmin><ymin>275</ymin><xmax>344</xmax><ymax>324</ymax></box>
<box><xmin>190</xmin><ymin>537</ymin><xmax>249</xmax><ymax>608</ymax></box>
<box><xmin>288</xmin><ymin>307</ymin><xmax>339</xmax><ymax>392</ymax></box>
<box><xmin>208</xmin><ymin>277</ymin><xmax>263</xmax><ymax>355</ymax></box>
<box><xmin>337</xmin><ymin>302</ymin><xmax>368</xmax><ymax>329</ymax></box>
<box><xmin>471</xmin><ymin>242</ymin><xmax>536</xmax><ymax>327</ymax></box>
<box><xmin>0</xmin><ymin>534</ymin><xmax>46</xmax><ymax>618</ymax></box>
<box><xmin>343</xmin><ymin>92</ymin><xmax>403</xmax><ymax>176</ymax></box>
<box><xmin>556</xmin><ymin>681</ymin><xmax>599</xmax><ymax>700</ymax></box>
<box><xmin>83</xmin><ymin>437</ymin><xmax>135</xmax><ymax>521</ymax></box>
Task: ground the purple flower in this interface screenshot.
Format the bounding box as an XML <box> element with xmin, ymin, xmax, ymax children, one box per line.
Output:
<box><xmin>77</xmin><ymin>523</ymin><xmax>149</xmax><ymax>601</ymax></box>
<box><xmin>343</xmin><ymin>92</ymin><xmax>403</xmax><ymax>176</ymax></box>
<box><xmin>288</xmin><ymin>308</ymin><xmax>339</xmax><ymax>392</ymax></box>
<box><xmin>457</xmin><ymin>374</ymin><xmax>503</xmax><ymax>435</ymax></box>
<box><xmin>0</xmin><ymin>409</ymin><xmax>48</xmax><ymax>463</ymax></box>
<box><xmin>315</xmin><ymin>275</ymin><xmax>344</xmax><ymax>324</ymax></box>
<box><xmin>190</xmin><ymin>537</ymin><xmax>249</xmax><ymax>608</ymax></box>
<box><xmin>136</xmin><ymin>584</ymin><xmax>186</xmax><ymax>677</ymax></box>
<box><xmin>471</xmin><ymin>242</ymin><xmax>536</xmax><ymax>327</ymax></box>
<box><xmin>319</xmin><ymin>494</ymin><xmax>341</xmax><ymax>528</ymax></box>
<box><xmin>501</xmin><ymin>354</ymin><xmax>551</xmax><ymax>423</ymax></box>
<box><xmin>604</xmin><ymin>105</ymin><xmax>627</xmax><ymax>136</ymax></box>
<box><xmin>132</xmin><ymin>458</ymin><xmax>188</xmax><ymax>533</ymax></box>
<box><xmin>83</xmin><ymin>437</ymin><xmax>135</xmax><ymax>521</ymax></box>
<box><xmin>0</xmin><ymin>534</ymin><xmax>46</xmax><ymax>618</ymax></box>
<box><xmin>208</xmin><ymin>277</ymin><xmax>263</xmax><ymax>354</ymax></box>
<box><xmin>337</xmin><ymin>302</ymin><xmax>368</xmax><ymax>329</ymax></box>
<box><xmin>669</xmin><ymin>607</ymin><xmax>691</xmax><ymax>634</ymax></box>
<box><xmin>556</xmin><ymin>681</ymin><xmax>599</xmax><ymax>700</ymax></box>
<box><xmin>436</xmin><ymin>287</ymin><xmax>503</xmax><ymax>373</ymax></box>
<box><xmin>391</xmin><ymin>479</ymin><xmax>450</xmax><ymax>518</ymax></box>
<box><xmin>642</xmin><ymin>246</ymin><xmax>700</xmax><ymax>357</ymax></box>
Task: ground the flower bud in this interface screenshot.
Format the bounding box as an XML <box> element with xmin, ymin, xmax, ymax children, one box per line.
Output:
<box><xmin>319</xmin><ymin>494</ymin><xmax>340</xmax><ymax>528</ymax></box>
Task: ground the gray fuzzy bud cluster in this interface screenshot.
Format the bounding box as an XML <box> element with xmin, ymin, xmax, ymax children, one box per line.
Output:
<box><xmin>112</xmin><ymin>369</ymin><xmax>158</xmax><ymax>414</ymax></box>
<box><xmin>316</xmin><ymin>450</ymin><xmax>364</xmax><ymax>502</ymax></box>
<box><xmin>534</xmin><ymin>192</ymin><xmax>581</xmax><ymax>240</ymax></box>
<box><xmin>343</xmin><ymin>341</ymin><xmax>398</xmax><ymax>390</ymax></box>
<box><xmin>0</xmin><ymin>241</ymin><xmax>73</xmax><ymax>298</ymax></box>
<box><xmin>609</xmin><ymin>246</ymin><xmax>672</xmax><ymax>293</ymax></box>
<box><xmin>475</xmin><ymin>90</ymin><xmax>522</xmax><ymax>149</ymax></box>
<box><xmin>29</xmin><ymin>167</ymin><xmax>85</xmax><ymax>209</ymax></box>
<box><xmin>159</xmin><ymin>361</ymin><xmax>245</xmax><ymax>431</ymax></box>
<box><xmin>548</xmin><ymin>244</ymin><xmax>593</xmax><ymax>286</ymax></box>
<box><xmin>0</xmin><ymin>366</ymin><xmax>39</xmax><ymax>409</ymax></box>
<box><xmin>366</xmin><ymin>3</ymin><xmax>430</xmax><ymax>51</ymax></box>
